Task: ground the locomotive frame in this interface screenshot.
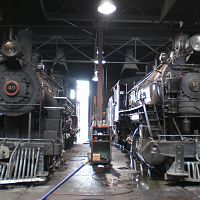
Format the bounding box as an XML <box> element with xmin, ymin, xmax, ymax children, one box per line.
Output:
<box><xmin>108</xmin><ymin>33</ymin><xmax>200</xmax><ymax>182</ymax></box>
<box><xmin>0</xmin><ymin>31</ymin><xmax>77</xmax><ymax>184</ymax></box>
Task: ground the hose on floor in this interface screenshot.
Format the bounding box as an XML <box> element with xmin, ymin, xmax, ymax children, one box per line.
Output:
<box><xmin>40</xmin><ymin>160</ymin><xmax>89</xmax><ymax>200</ymax></box>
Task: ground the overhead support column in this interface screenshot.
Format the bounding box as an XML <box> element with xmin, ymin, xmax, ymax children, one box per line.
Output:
<box><xmin>97</xmin><ymin>29</ymin><xmax>103</xmax><ymax>124</ymax></box>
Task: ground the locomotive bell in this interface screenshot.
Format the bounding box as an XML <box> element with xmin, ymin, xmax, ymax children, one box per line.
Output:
<box><xmin>2</xmin><ymin>40</ymin><xmax>20</xmax><ymax>57</ymax></box>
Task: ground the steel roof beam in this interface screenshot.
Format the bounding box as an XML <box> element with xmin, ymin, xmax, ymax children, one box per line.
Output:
<box><xmin>59</xmin><ymin>36</ymin><xmax>93</xmax><ymax>61</ymax></box>
<box><xmin>127</xmin><ymin>1</ymin><xmax>156</xmax><ymax>25</ymax></box>
<box><xmin>138</xmin><ymin>39</ymin><xmax>158</xmax><ymax>53</ymax></box>
<box><xmin>104</xmin><ymin>38</ymin><xmax>134</xmax><ymax>59</ymax></box>
<box><xmin>108</xmin><ymin>45</ymin><xmax>137</xmax><ymax>62</ymax></box>
<box><xmin>41</xmin><ymin>59</ymin><xmax>149</xmax><ymax>65</ymax></box>
<box><xmin>139</xmin><ymin>40</ymin><xmax>171</xmax><ymax>61</ymax></box>
<box><xmin>33</xmin><ymin>36</ymin><xmax>57</xmax><ymax>51</ymax></box>
<box><xmin>160</xmin><ymin>0</ymin><xmax>177</xmax><ymax>22</ymax></box>
<box><xmin>33</xmin><ymin>45</ymin><xmax>52</xmax><ymax>59</ymax></box>
<box><xmin>39</xmin><ymin>0</ymin><xmax>48</xmax><ymax>20</ymax></box>
<box><xmin>48</xmin><ymin>0</ymin><xmax>73</xmax><ymax>18</ymax></box>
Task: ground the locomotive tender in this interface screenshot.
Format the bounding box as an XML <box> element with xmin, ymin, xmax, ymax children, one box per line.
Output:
<box><xmin>108</xmin><ymin>33</ymin><xmax>200</xmax><ymax>182</ymax></box>
<box><xmin>0</xmin><ymin>32</ymin><xmax>77</xmax><ymax>184</ymax></box>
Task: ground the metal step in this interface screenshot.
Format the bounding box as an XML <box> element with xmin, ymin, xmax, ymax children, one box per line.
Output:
<box><xmin>142</xmin><ymin>104</ymin><xmax>163</xmax><ymax>137</ymax></box>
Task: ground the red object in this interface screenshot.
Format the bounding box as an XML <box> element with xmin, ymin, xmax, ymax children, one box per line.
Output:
<box><xmin>4</xmin><ymin>80</ymin><xmax>20</xmax><ymax>96</ymax></box>
<box><xmin>92</xmin><ymin>125</ymin><xmax>111</xmax><ymax>129</ymax></box>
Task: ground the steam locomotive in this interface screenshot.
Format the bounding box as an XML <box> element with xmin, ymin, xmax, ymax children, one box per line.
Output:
<box><xmin>108</xmin><ymin>33</ymin><xmax>200</xmax><ymax>182</ymax></box>
<box><xmin>0</xmin><ymin>31</ymin><xmax>77</xmax><ymax>184</ymax></box>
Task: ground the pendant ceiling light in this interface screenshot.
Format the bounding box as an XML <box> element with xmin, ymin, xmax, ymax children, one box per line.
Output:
<box><xmin>92</xmin><ymin>70</ymin><xmax>98</xmax><ymax>82</ymax></box>
<box><xmin>98</xmin><ymin>0</ymin><xmax>116</xmax><ymax>15</ymax></box>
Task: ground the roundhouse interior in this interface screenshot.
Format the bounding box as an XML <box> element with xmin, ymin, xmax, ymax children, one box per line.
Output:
<box><xmin>0</xmin><ymin>1</ymin><xmax>200</xmax><ymax>200</ymax></box>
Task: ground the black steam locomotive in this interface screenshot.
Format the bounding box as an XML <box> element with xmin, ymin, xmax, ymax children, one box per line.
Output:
<box><xmin>108</xmin><ymin>33</ymin><xmax>200</xmax><ymax>182</ymax></box>
<box><xmin>0</xmin><ymin>31</ymin><xmax>77</xmax><ymax>184</ymax></box>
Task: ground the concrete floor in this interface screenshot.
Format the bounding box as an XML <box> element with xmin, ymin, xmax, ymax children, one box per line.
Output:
<box><xmin>0</xmin><ymin>144</ymin><xmax>200</xmax><ymax>200</ymax></box>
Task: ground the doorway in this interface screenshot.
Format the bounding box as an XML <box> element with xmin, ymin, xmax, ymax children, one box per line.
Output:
<box><xmin>76</xmin><ymin>80</ymin><xmax>90</xmax><ymax>143</ymax></box>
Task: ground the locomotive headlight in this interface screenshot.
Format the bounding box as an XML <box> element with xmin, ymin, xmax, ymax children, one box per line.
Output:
<box><xmin>151</xmin><ymin>143</ymin><xmax>159</xmax><ymax>153</ymax></box>
<box><xmin>189</xmin><ymin>35</ymin><xmax>200</xmax><ymax>52</ymax></box>
<box><xmin>1</xmin><ymin>40</ymin><xmax>20</xmax><ymax>57</ymax></box>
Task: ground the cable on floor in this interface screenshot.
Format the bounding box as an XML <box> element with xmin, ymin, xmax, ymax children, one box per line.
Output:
<box><xmin>52</xmin><ymin>189</ymin><xmax>134</xmax><ymax>197</ymax></box>
<box><xmin>40</xmin><ymin>159</ymin><xmax>89</xmax><ymax>200</ymax></box>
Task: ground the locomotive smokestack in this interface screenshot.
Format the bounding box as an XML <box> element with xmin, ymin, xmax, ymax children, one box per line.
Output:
<box><xmin>18</xmin><ymin>30</ymin><xmax>32</xmax><ymax>62</ymax></box>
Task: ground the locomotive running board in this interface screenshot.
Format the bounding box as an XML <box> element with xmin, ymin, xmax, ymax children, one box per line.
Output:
<box><xmin>0</xmin><ymin>146</ymin><xmax>48</xmax><ymax>184</ymax></box>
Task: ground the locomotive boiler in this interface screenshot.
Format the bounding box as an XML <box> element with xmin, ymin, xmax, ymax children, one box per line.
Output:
<box><xmin>0</xmin><ymin>31</ymin><xmax>77</xmax><ymax>184</ymax></box>
<box><xmin>109</xmin><ymin>33</ymin><xmax>200</xmax><ymax>182</ymax></box>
